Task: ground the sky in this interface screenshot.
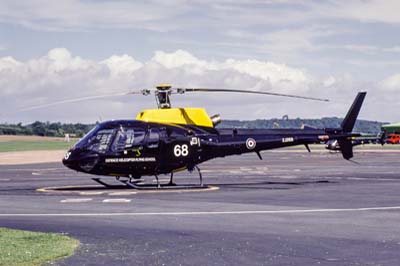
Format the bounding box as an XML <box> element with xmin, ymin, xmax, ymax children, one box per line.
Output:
<box><xmin>0</xmin><ymin>0</ymin><xmax>399</xmax><ymax>124</ymax></box>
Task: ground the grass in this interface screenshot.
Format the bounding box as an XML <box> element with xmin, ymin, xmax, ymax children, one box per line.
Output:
<box><xmin>0</xmin><ymin>227</ymin><xmax>79</xmax><ymax>266</ymax></box>
<box><xmin>0</xmin><ymin>139</ymin><xmax>77</xmax><ymax>152</ymax></box>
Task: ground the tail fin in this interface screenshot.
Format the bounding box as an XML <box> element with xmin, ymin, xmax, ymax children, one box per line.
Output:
<box><xmin>340</xmin><ymin>92</ymin><xmax>367</xmax><ymax>132</ymax></box>
<box><xmin>338</xmin><ymin>92</ymin><xmax>367</xmax><ymax>160</ymax></box>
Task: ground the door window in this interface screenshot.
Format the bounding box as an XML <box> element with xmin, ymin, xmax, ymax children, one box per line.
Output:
<box><xmin>132</xmin><ymin>129</ymin><xmax>145</xmax><ymax>146</ymax></box>
<box><xmin>147</xmin><ymin>128</ymin><xmax>160</xmax><ymax>148</ymax></box>
<box><xmin>111</xmin><ymin>128</ymin><xmax>127</xmax><ymax>152</ymax></box>
<box><xmin>112</xmin><ymin>127</ymin><xmax>147</xmax><ymax>152</ymax></box>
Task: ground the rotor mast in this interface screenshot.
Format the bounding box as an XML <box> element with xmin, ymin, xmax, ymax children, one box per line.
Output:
<box><xmin>155</xmin><ymin>84</ymin><xmax>172</xmax><ymax>109</ymax></box>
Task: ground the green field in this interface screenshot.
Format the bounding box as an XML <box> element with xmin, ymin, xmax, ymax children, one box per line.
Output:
<box><xmin>0</xmin><ymin>228</ymin><xmax>79</xmax><ymax>266</ymax></box>
<box><xmin>0</xmin><ymin>139</ymin><xmax>77</xmax><ymax>152</ymax></box>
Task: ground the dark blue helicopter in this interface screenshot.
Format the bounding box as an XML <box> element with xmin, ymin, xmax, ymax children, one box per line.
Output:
<box><xmin>60</xmin><ymin>85</ymin><xmax>366</xmax><ymax>189</ymax></box>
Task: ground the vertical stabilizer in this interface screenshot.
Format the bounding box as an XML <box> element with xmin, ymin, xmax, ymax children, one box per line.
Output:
<box><xmin>338</xmin><ymin>92</ymin><xmax>367</xmax><ymax>160</ymax></box>
<box><xmin>340</xmin><ymin>92</ymin><xmax>367</xmax><ymax>132</ymax></box>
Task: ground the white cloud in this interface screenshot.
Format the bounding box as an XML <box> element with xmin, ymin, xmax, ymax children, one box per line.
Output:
<box><xmin>151</xmin><ymin>50</ymin><xmax>216</xmax><ymax>76</ymax></box>
<box><xmin>381</xmin><ymin>73</ymin><xmax>400</xmax><ymax>91</ymax></box>
<box><xmin>0</xmin><ymin>48</ymin><xmax>396</xmax><ymax>123</ymax></box>
<box><xmin>336</xmin><ymin>44</ymin><xmax>400</xmax><ymax>55</ymax></box>
<box><xmin>329</xmin><ymin>0</ymin><xmax>400</xmax><ymax>24</ymax></box>
<box><xmin>101</xmin><ymin>55</ymin><xmax>143</xmax><ymax>76</ymax></box>
<box><xmin>0</xmin><ymin>56</ymin><xmax>21</xmax><ymax>71</ymax></box>
<box><xmin>1</xmin><ymin>0</ymin><xmax>400</xmax><ymax>77</ymax></box>
<box><xmin>384</xmin><ymin>46</ymin><xmax>400</xmax><ymax>53</ymax></box>
<box><xmin>222</xmin><ymin>59</ymin><xmax>310</xmax><ymax>92</ymax></box>
<box><xmin>150</xmin><ymin>50</ymin><xmax>310</xmax><ymax>91</ymax></box>
<box><xmin>152</xmin><ymin>50</ymin><xmax>210</xmax><ymax>69</ymax></box>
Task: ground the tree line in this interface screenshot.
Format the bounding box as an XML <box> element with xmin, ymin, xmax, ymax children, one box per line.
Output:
<box><xmin>0</xmin><ymin>122</ymin><xmax>95</xmax><ymax>137</ymax></box>
<box><xmin>0</xmin><ymin>118</ymin><xmax>386</xmax><ymax>137</ymax></box>
<box><xmin>218</xmin><ymin>117</ymin><xmax>386</xmax><ymax>134</ymax></box>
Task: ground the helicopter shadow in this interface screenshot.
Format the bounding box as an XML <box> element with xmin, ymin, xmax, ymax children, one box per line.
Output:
<box><xmin>40</xmin><ymin>180</ymin><xmax>335</xmax><ymax>193</ymax></box>
<box><xmin>209</xmin><ymin>180</ymin><xmax>333</xmax><ymax>190</ymax></box>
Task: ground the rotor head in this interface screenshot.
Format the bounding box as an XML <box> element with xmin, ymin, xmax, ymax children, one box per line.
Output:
<box><xmin>155</xmin><ymin>84</ymin><xmax>173</xmax><ymax>109</ymax></box>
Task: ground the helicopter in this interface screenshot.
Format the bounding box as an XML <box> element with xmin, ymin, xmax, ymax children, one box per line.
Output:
<box><xmin>59</xmin><ymin>84</ymin><xmax>366</xmax><ymax>189</ymax></box>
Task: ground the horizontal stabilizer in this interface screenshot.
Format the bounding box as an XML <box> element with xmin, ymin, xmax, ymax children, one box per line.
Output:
<box><xmin>302</xmin><ymin>125</ymin><xmax>317</xmax><ymax>130</ymax></box>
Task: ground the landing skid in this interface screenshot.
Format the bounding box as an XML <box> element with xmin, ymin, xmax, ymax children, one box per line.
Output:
<box><xmin>91</xmin><ymin>178</ymin><xmax>126</xmax><ymax>189</ymax></box>
<box><xmin>91</xmin><ymin>166</ymin><xmax>206</xmax><ymax>190</ymax></box>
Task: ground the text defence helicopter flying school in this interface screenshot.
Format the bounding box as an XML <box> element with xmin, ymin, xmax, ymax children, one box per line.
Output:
<box><xmin>60</xmin><ymin>85</ymin><xmax>366</xmax><ymax>189</ymax></box>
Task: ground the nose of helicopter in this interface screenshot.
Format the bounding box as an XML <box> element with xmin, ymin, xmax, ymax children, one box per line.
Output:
<box><xmin>62</xmin><ymin>149</ymin><xmax>80</xmax><ymax>171</ymax></box>
<box><xmin>62</xmin><ymin>148</ymin><xmax>100</xmax><ymax>172</ymax></box>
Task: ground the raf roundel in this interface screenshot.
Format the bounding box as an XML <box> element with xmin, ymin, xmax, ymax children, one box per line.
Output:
<box><xmin>246</xmin><ymin>138</ymin><xmax>256</xmax><ymax>150</ymax></box>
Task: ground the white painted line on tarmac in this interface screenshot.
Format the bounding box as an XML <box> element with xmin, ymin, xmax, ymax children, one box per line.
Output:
<box><xmin>229</xmin><ymin>170</ymin><xmax>242</xmax><ymax>174</ymax></box>
<box><xmin>201</xmin><ymin>170</ymin><xmax>214</xmax><ymax>173</ymax></box>
<box><xmin>0</xmin><ymin>178</ymin><xmax>10</xmax><ymax>181</ymax></box>
<box><xmin>2</xmin><ymin>167</ymin><xmax>62</xmax><ymax>172</ymax></box>
<box><xmin>60</xmin><ymin>198</ymin><xmax>93</xmax><ymax>203</ymax></box>
<box><xmin>108</xmin><ymin>192</ymin><xmax>137</xmax><ymax>196</ymax></box>
<box><xmin>79</xmin><ymin>192</ymin><xmax>105</xmax><ymax>195</ymax></box>
<box><xmin>1</xmin><ymin>206</ymin><xmax>400</xmax><ymax>217</ymax></box>
<box><xmin>102</xmin><ymin>199</ymin><xmax>131</xmax><ymax>203</ymax></box>
<box><xmin>347</xmin><ymin>177</ymin><xmax>399</xmax><ymax>181</ymax></box>
<box><xmin>248</xmin><ymin>171</ymin><xmax>265</xmax><ymax>175</ymax></box>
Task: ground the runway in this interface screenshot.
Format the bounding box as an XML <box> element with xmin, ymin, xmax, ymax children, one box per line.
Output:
<box><xmin>1</xmin><ymin>150</ymin><xmax>400</xmax><ymax>265</ymax></box>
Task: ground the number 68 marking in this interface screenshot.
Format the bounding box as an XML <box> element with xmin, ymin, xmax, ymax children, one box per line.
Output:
<box><xmin>174</xmin><ymin>144</ymin><xmax>189</xmax><ymax>157</ymax></box>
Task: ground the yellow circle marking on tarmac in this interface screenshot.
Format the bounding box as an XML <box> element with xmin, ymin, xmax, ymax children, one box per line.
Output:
<box><xmin>36</xmin><ymin>185</ymin><xmax>219</xmax><ymax>195</ymax></box>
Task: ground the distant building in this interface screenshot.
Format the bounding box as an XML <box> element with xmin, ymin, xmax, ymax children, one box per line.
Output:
<box><xmin>382</xmin><ymin>123</ymin><xmax>400</xmax><ymax>134</ymax></box>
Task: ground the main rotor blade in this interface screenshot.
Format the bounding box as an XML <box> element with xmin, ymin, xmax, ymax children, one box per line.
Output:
<box><xmin>175</xmin><ymin>88</ymin><xmax>329</xmax><ymax>102</ymax></box>
<box><xmin>18</xmin><ymin>92</ymin><xmax>131</xmax><ymax>112</ymax></box>
<box><xmin>127</xmin><ymin>89</ymin><xmax>152</xmax><ymax>95</ymax></box>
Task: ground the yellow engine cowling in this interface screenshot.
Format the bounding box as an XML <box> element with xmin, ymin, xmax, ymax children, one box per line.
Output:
<box><xmin>136</xmin><ymin>108</ymin><xmax>214</xmax><ymax>128</ymax></box>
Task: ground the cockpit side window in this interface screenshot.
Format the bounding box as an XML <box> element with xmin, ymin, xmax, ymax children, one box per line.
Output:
<box><xmin>88</xmin><ymin>129</ymin><xmax>114</xmax><ymax>153</ymax></box>
<box><xmin>74</xmin><ymin>125</ymin><xmax>99</xmax><ymax>148</ymax></box>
